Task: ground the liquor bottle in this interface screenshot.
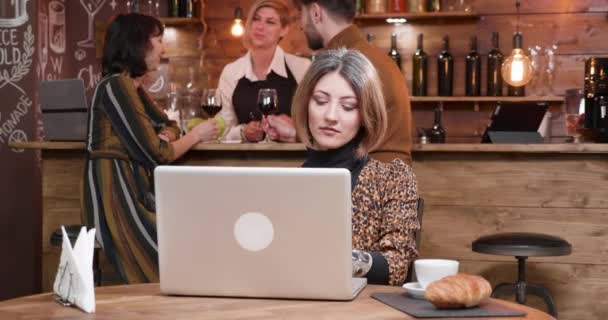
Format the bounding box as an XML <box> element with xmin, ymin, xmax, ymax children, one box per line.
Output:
<box><xmin>366</xmin><ymin>0</ymin><xmax>387</xmax><ymax>14</ymax></box>
<box><xmin>356</xmin><ymin>0</ymin><xmax>364</xmax><ymax>14</ymax></box>
<box><xmin>426</xmin><ymin>0</ymin><xmax>441</xmax><ymax>12</ymax></box>
<box><xmin>388</xmin><ymin>33</ymin><xmax>402</xmax><ymax>70</ymax></box>
<box><xmin>487</xmin><ymin>32</ymin><xmax>504</xmax><ymax>96</ymax></box>
<box><xmin>366</xmin><ymin>33</ymin><xmax>375</xmax><ymax>44</ymax></box>
<box><xmin>388</xmin><ymin>0</ymin><xmax>406</xmax><ymax>13</ymax></box>
<box><xmin>437</xmin><ymin>35</ymin><xmax>454</xmax><ymax>96</ymax></box>
<box><xmin>178</xmin><ymin>0</ymin><xmax>190</xmax><ymax>17</ymax></box>
<box><xmin>169</xmin><ymin>0</ymin><xmax>179</xmax><ymax>17</ymax></box>
<box><xmin>465</xmin><ymin>35</ymin><xmax>481</xmax><ymax>96</ymax></box>
<box><xmin>430</xmin><ymin>106</ymin><xmax>446</xmax><ymax>143</ymax></box>
<box><xmin>412</xmin><ymin>33</ymin><xmax>428</xmax><ymax>96</ymax></box>
<box><xmin>508</xmin><ymin>85</ymin><xmax>526</xmax><ymax>96</ymax></box>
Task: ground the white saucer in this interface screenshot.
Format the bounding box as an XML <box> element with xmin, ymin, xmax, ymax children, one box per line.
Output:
<box><xmin>402</xmin><ymin>282</ymin><xmax>426</xmax><ymax>300</ymax></box>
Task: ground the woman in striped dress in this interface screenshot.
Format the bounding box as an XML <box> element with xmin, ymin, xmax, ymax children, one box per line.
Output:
<box><xmin>81</xmin><ymin>13</ymin><xmax>219</xmax><ymax>283</ymax></box>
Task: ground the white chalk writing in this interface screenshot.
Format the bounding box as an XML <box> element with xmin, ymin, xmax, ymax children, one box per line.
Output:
<box><xmin>0</xmin><ymin>95</ymin><xmax>31</xmax><ymax>145</ymax></box>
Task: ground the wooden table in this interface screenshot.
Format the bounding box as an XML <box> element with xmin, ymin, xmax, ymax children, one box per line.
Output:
<box><xmin>0</xmin><ymin>284</ymin><xmax>553</xmax><ymax>319</ymax></box>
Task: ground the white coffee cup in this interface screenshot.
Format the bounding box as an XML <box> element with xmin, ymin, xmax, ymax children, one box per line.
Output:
<box><xmin>414</xmin><ymin>259</ymin><xmax>459</xmax><ymax>289</ymax></box>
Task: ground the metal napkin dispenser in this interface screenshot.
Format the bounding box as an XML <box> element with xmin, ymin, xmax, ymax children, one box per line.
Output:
<box><xmin>39</xmin><ymin>79</ymin><xmax>89</xmax><ymax>141</ymax></box>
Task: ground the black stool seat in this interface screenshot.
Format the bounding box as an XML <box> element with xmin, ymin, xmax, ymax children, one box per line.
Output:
<box><xmin>472</xmin><ymin>232</ymin><xmax>572</xmax><ymax>257</ymax></box>
<box><xmin>50</xmin><ymin>225</ymin><xmax>102</xmax><ymax>286</ymax></box>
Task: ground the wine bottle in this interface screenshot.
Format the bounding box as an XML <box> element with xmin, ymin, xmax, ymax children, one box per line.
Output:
<box><xmin>508</xmin><ymin>85</ymin><xmax>526</xmax><ymax>96</ymax></box>
<box><xmin>426</xmin><ymin>0</ymin><xmax>441</xmax><ymax>12</ymax></box>
<box><xmin>169</xmin><ymin>0</ymin><xmax>179</xmax><ymax>17</ymax></box>
<box><xmin>437</xmin><ymin>35</ymin><xmax>454</xmax><ymax>96</ymax></box>
<box><xmin>430</xmin><ymin>106</ymin><xmax>446</xmax><ymax>143</ymax></box>
<box><xmin>465</xmin><ymin>35</ymin><xmax>481</xmax><ymax>96</ymax></box>
<box><xmin>412</xmin><ymin>33</ymin><xmax>428</xmax><ymax>96</ymax></box>
<box><xmin>178</xmin><ymin>0</ymin><xmax>189</xmax><ymax>17</ymax></box>
<box><xmin>487</xmin><ymin>32</ymin><xmax>504</xmax><ymax>96</ymax></box>
<box><xmin>388</xmin><ymin>33</ymin><xmax>402</xmax><ymax>70</ymax></box>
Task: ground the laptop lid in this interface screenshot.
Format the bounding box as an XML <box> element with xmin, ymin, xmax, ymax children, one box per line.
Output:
<box><xmin>155</xmin><ymin>166</ymin><xmax>358</xmax><ymax>300</ymax></box>
<box><xmin>481</xmin><ymin>102</ymin><xmax>549</xmax><ymax>143</ymax></box>
<box><xmin>39</xmin><ymin>79</ymin><xmax>88</xmax><ymax>111</ymax></box>
<box><xmin>39</xmin><ymin>79</ymin><xmax>88</xmax><ymax>141</ymax></box>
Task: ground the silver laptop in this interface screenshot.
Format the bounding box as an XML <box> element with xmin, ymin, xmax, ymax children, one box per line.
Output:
<box><xmin>155</xmin><ymin>166</ymin><xmax>367</xmax><ymax>300</ymax></box>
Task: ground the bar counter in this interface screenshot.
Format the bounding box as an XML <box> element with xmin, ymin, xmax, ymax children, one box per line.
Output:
<box><xmin>11</xmin><ymin>141</ymin><xmax>608</xmax><ymax>320</ymax></box>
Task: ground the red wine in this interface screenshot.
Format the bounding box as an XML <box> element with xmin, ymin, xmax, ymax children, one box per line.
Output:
<box><xmin>202</xmin><ymin>104</ymin><xmax>222</xmax><ymax>117</ymax></box>
<box><xmin>487</xmin><ymin>32</ymin><xmax>504</xmax><ymax>96</ymax></box>
<box><xmin>258</xmin><ymin>102</ymin><xmax>277</xmax><ymax>116</ymax></box>
<box><xmin>412</xmin><ymin>33</ymin><xmax>428</xmax><ymax>96</ymax></box>
<box><xmin>465</xmin><ymin>36</ymin><xmax>481</xmax><ymax>96</ymax></box>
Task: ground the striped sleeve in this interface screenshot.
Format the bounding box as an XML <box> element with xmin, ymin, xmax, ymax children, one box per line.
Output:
<box><xmin>140</xmin><ymin>89</ymin><xmax>181</xmax><ymax>140</ymax></box>
<box><xmin>100</xmin><ymin>75</ymin><xmax>175</xmax><ymax>167</ymax></box>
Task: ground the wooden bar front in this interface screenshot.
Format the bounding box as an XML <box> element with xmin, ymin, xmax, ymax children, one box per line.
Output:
<box><xmin>11</xmin><ymin>141</ymin><xmax>608</xmax><ymax>320</ymax></box>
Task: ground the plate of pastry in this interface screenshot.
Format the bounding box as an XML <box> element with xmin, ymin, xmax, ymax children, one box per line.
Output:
<box><xmin>402</xmin><ymin>282</ymin><xmax>426</xmax><ymax>300</ymax></box>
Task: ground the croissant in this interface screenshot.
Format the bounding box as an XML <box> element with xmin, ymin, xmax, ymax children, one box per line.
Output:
<box><xmin>424</xmin><ymin>273</ymin><xmax>492</xmax><ymax>309</ymax></box>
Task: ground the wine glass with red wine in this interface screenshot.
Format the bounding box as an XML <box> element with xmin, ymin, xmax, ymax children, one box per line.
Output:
<box><xmin>257</xmin><ymin>88</ymin><xmax>278</xmax><ymax>143</ymax></box>
<box><xmin>201</xmin><ymin>88</ymin><xmax>222</xmax><ymax>118</ymax></box>
<box><xmin>201</xmin><ymin>88</ymin><xmax>222</xmax><ymax>142</ymax></box>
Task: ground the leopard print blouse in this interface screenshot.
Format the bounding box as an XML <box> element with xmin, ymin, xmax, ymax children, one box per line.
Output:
<box><xmin>352</xmin><ymin>158</ymin><xmax>419</xmax><ymax>285</ymax></box>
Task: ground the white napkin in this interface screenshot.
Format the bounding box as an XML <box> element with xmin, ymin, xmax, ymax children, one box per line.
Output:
<box><xmin>52</xmin><ymin>226</ymin><xmax>96</xmax><ymax>313</ymax></box>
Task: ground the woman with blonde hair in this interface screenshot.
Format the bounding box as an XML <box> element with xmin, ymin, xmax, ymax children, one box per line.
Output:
<box><xmin>292</xmin><ymin>48</ymin><xmax>419</xmax><ymax>285</ymax></box>
<box><xmin>218</xmin><ymin>0</ymin><xmax>310</xmax><ymax>142</ymax></box>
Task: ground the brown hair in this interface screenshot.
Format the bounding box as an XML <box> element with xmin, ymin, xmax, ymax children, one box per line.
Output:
<box><xmin>102</xmin><ymin>13</ymin><xmax>164</xmax><ymax>77</ymax></box>
<box><xmin>292</xmin><ymin>48</ymin><xmax>387</xmax><ymax>157</ymax></box>
<box><xmin>244</xmin><ymin>0</ymin><xmax>291</xmax><ymax>49</ymax></box>
<box><xmin>292</xmin><ymin>0</ymin><xmax>356</xmax><ymax>22</ymax></box>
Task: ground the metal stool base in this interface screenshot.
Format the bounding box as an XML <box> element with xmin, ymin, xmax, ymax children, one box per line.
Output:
<box><xmin>491</xmin><ymin>256</ymin><xmax>558</xmax><ymax>318</ymax></box>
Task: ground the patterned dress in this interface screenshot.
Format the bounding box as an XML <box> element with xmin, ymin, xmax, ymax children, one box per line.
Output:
<box><xmin>81</xmin><ymin>74</ymin><xmax>181</xmax><ymax>283</ymax></box>
<box><xmin>352</xmin><ymin>158</ymin><xmax>419</xmax><ymax>285</ymax></box>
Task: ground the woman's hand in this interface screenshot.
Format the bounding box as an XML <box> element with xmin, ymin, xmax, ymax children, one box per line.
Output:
<box><xmin>243</xmin><ymin>121</ymin><xmax>265</xmax><ymax>142</ymax></box>
<box><xmin>158</xmin><ymin>128</ymin><xmax>178</xmax><ymax>142</ymax></box>
<box><xmin>191</xmin><ymin>119</ymin><xmax>219</xmax><ymax>143</ymax></box>
<box><xmin>265</xmin><ymin>114</ymin><xmax>296</xmax><ymax>142</ymax></box>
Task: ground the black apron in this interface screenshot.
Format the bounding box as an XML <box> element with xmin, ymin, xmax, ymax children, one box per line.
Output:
<box><xmin>232</xmin><ymin>60</ymin><xmax>297</xmax><ymax>123</ymax></box>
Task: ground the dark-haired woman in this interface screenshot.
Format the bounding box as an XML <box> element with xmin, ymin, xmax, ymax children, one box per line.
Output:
<box><xmin>81</xmin><ymin>13</ymin><xmax>218</xmax><ymax>283</ymax></box>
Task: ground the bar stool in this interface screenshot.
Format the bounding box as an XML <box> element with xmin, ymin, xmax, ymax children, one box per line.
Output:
<box><xmin>50</xmin><ymin>225</ymin><xmax>102</xmax><ymax>286</ymax></box>
<box><xmin>472</xmin><ymin>232</ymin><xmax>571</xmax><ymax>319</ymax></box>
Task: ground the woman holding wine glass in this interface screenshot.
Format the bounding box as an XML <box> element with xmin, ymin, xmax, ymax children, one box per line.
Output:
<box><xmin>291</xmin><ymin>48</ymin><xmax>419</xmax><ymax>285</ymax></box>
<box><xmin>82</xmin><ymin>13</ymin><xmax>218</xmax><ymax>284</ymax></box>
<box><xmin>218</xmin><ymin>0</ymin><xmax>311</xmax><ymax>142</ymax></box>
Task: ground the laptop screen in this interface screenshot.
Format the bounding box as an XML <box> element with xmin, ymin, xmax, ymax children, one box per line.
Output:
<box><xmin>481</xmin><ymin>102</ymin><xmax>549</xmax><ymax>143</ymax></box>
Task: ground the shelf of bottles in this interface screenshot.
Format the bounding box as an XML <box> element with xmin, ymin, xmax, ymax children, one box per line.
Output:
<box><xmin>355</xmin><ymin>11</ymin><xmax>479</xmax><ymax>21</ymax></box>
<box><xmin>160</xmin><ymin>17</ymin><xmax>202</xmax><ymax>26</ymax></box>
<box><xmin>411</xmin><ymin>96</ymin><xmax>565</xmax><ymax>103</ymax></box>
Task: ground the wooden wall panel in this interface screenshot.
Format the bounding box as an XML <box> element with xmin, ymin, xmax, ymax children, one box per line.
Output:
<box><xmin>413</xmin><ymin>153</ymin><xmax>608</xmax><ymax>208</ymax></box>
<box><xmin>419</xmin><ymin>206</ymin><xmax>608</xmax><ymax>265</ymax></box>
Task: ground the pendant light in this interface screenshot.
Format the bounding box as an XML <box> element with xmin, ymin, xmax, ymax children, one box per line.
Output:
<box><xmin>230</xmin><ymin>6</ymin><xmax>244</xmax><ymax>37</ymax></box>
<box><xmin>501</xmin><ymin>0</ymin><xmax>533</xmax><ymax>87</ymax></box>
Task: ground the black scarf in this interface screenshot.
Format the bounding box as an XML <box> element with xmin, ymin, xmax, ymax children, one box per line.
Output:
<box><xmin>302</xmin><ymin>134</ymin><xmax>369</xmax><ymax>190</ymax></box>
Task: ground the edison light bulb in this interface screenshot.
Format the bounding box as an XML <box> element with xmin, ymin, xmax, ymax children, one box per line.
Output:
<box><xmin>231</xmin><ymin>19</ymin><xmax>244</xmax><ymax>37</ymax></box>
<box><xmin>501</xmin><ymin>33</ymin><xmax>533</xmax><ymax>87</ymax></box>
<box><xmin>231</xmin><ymin>7</ymin><xmax>244</xmax><ymax>37</ymax></box>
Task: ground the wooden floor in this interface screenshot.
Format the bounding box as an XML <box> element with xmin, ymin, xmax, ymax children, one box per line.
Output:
<box><xmin>25</xmin><ymin>142</ymin><xmax>608</xmax><ymax>320</ymax></box>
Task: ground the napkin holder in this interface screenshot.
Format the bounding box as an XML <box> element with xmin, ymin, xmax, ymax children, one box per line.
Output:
<box><xmin>52</xmin><ymin>226</ymin><xmax>96</xmax><ymax>313</ymax></box>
